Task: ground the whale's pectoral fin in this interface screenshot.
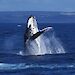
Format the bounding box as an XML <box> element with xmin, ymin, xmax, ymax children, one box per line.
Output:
<box><xmin>30</xmin><ymin>27</ymin><xmax>53</xmax><ymax>40</ymax></box>
<box><xmin>30</xmin><ymin>31</ymin><xmax>44</xmax><ymax>40</ymax></box>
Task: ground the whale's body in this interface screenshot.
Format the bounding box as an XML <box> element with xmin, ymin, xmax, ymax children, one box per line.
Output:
<box><xmin>19</xmin><ymin>16</ymin><xmax>53</xmax><ymax>55</ymax></box>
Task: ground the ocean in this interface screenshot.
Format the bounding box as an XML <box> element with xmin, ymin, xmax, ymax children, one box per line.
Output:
<box><xmin>0</xmin><ymin>11</ymin><xmax>75</xmax><ymax>75</ymax></box>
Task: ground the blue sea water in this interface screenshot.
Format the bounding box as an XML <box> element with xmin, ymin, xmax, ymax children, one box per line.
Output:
<box><xmin>0</xmin><ymin>11</ymin><xmax>75</xmax><ymax>75</ymax></box>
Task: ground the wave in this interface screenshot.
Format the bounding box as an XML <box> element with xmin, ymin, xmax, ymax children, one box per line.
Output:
<box><xmin>0</xmin><ymin>63</ymin><xmax>75</xmax><ymax>71</ymax></box>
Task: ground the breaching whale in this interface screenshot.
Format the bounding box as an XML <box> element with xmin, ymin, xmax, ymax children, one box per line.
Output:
<box><xmin>19</xmin><ymin>16</ymin><xmax>53</xmax><ymax>55</ymax></box>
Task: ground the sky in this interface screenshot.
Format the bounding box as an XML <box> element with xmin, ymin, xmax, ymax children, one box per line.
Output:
<box><xmin>0</xmin><ymin>0</ymin><xmax>75</xmax><ymax>12</ymax></box>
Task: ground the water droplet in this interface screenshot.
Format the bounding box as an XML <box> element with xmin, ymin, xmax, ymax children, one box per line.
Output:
<box><xmin>17</xmin><ymin>25</ymin><xmax>22</xmax><ymax>27</ymax></box>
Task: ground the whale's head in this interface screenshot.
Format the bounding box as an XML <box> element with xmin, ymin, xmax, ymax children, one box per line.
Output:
<box><xmin>27</xmin><ymin>16</ymin><xmax>37</xmax><ymax>27</ymax></box>
<box><xmin>27</xmin><ymin>16</ymin><xmax>39</xmax><ymax>35</ymax></box>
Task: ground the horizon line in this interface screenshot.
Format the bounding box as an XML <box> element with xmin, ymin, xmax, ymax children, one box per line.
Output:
<box><xmin>0</xmin><ymin>11</ymin><xmax>75</xmax><ymax>12</ymax></box>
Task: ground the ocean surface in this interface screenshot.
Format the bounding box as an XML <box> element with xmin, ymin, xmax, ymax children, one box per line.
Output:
<box><xmin>0</xmin><ymin>11</ymin><xmax>75</xmax><ymax>75</ymax></box>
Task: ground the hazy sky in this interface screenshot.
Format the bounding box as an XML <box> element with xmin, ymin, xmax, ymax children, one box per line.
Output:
<box><xmin>0</xmin><ymin>0</ymin><xmax>75</xmax><ymax>11</ymax></box>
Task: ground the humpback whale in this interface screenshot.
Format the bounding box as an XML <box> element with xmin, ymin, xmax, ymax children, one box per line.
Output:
<box><xmin>24</xmin><ymin>16</ymin><xmax>52</xmax><ymax>42</ymax></box>
<box><xmin>19</xmin><ymin>16</ymin><xmax>53</xmax><ymax>55</ymax></box>
<box><xmin>24</xmin><ymin>16</ymin><xmax>53</xmax><ymax>55</ymax></box>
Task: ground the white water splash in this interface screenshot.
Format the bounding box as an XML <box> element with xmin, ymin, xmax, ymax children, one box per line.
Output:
<box><xmin>43</xmin><ymin>32</ymin><xmax>65</xmax><ymax>54</ymax></box>
<box><xmin>19</xmin><ymin>29</ymin><xmax>65</xmax><ymax>56</ymax></box>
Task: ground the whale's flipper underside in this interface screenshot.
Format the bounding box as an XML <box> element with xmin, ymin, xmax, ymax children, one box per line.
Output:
<box><xmin>30</xmin><ymin>27</ymin><xmax>53</xmax><ymax>40</ymax></box>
